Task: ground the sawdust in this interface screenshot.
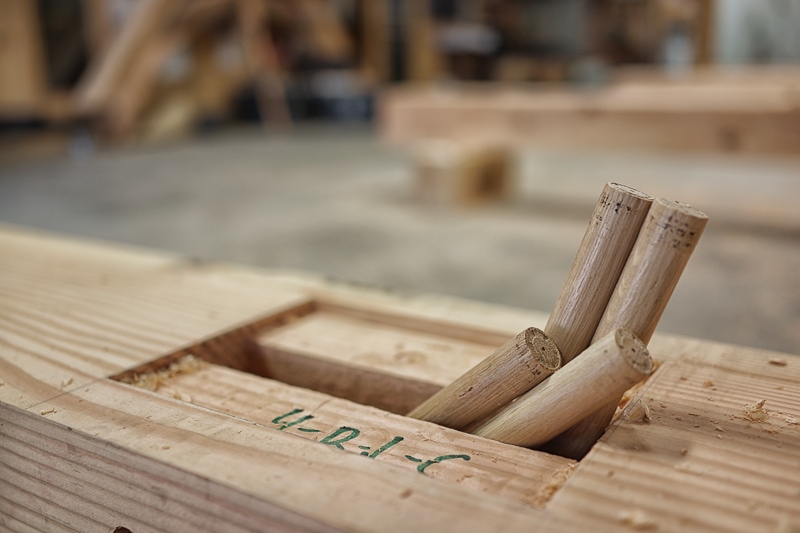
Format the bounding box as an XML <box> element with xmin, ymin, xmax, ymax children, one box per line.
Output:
<box><xmin>618</xmin><ymin>509</ymin><xmax>658</xmax><ymax>530</ymax></box>
<box><xmin>172</xmin><ymin>391</ymin><xmax>192</xmax><ymax>402</ymax></box>
<box><xmin>617</xmin><ymin>361</ymin><xmax>661</xmax><ymax>411</ymax></box>
<box><xmin>625</xmin><ymin>401</ymin><xmax>651</xmax><ymax>424</ymax></box>
<box><xmin>531</xmin><ymin>462</ymin><xmax>577</xmax><ymax>507</ymax></box>
<box><xmin>743</xmin><ymin>399</ymin><xmax>769</xmax><ymax>422</ymax></box>
<box><xmin>129</xmin><ymin>355</ymin><xmax>208</xmax><ymax>392</ymax></box>
<box><xmin>768</xmin><ymin>358</ymin><xmax>788</xmax><ymax>367</ymax></box>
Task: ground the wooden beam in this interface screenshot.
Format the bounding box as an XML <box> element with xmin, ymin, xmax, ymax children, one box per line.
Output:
<box><xmin>76</xmin><ymin>0</ymin><xmax>183</xmax><ymax>115</ymax></box>
<box><xmin>1</xmin><ymin>224</ymin><xmax>799</xmax><ymax>532</ymax></box>
<box><xmin>379</xmin><ymin>83</ymin><xmax>800</xmax><ymax>155</ymax></box>
<box><xmin>0</xmin><ymin>0</ymin><xmax>48</xmax><ymax>116</ymax></box>
<box><xmin>145</xmin><ymin>359</ymin><xmax>575</xmax><ymax>507</ymax></box>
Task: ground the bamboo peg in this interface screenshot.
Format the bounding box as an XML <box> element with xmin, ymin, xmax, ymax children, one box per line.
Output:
<box><xmin>545</xmin><ymin>198</ymin><xmax>708</xmax><ymax>459</ymax></box>
<box><xmin>407</xmin><ymin>327</ymin><xmax>561</xmax><ymax>430</ymax></box>
<box><xmin>472</xmin><ymin>328</ymin><xmax>653</xmax><ymax>448</ymax></box>
<box><xmin>544</xmin><ymin>182</ymin><xmax>653</xmax><ymax>363</ymax></box>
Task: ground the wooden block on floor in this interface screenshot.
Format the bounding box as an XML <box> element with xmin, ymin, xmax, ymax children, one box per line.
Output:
<box><xmin>413</xmin><ymin>141</ymin><xmax>514</xmax><ymax>206</ymax></box>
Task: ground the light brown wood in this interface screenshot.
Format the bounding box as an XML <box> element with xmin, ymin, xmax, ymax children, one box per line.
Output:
<box><xmin>404</xmin><ymin>0</ymin><xmax>440</xmax><ymax>82</ymax></box>
<box><xmin>255</xmin><ymin>308</ymin><xmax>505</xmax><ymax>415</ymax></box>
<box><xmin>546</xmin><ymin>197</ymin><xmax>709</xmax><ymax>459</ymax></box>
<box><xmin>413</xmin><ymin>142</ymin><xmax>515</xmax><ymax>205</ymax></box>
<box><xmin>547</xmin><ymin>359</ymin><xmax>800</xmax><ymax>533</ymax></box>
<box><xmin>359</xmin><ymin>0</ymin><xmax>391</xmax><ymax>83</ymax></box>
<box><xmin>236</xmin><ymin>0</ymin><xmax>292</xmax><ymax>127</ymax></box>
<box><xmin>407</xmin><ymin>328</ymin><xmax>560</xmax><ymax>430</ymax></box>
<box><xmin>0</xmin><ymin>0</ymin><xmax>47</xmax><ymax>116</ymax></box>
<box><xmin>544</xmin><ymin>182</ymin><xmax>652</xmax><ymax>363</ymax></box>
<box><xmin>83</xmin><ymin>0</ymin><xmax>113</xmax><ymax>58</ymax></box>
<box><xmin>144</xmin><ymin>359</ymin><xmax>575</xmax><ymax>507</ymax></box>
<box><xmin>407</xmin><ymin>182</ymin><xmax>647</xmax><ymax>430</ymax></box>
<box><xmin>1</xmin><ymin>224</ymin><xmax>799</xmax><ymax>533</ymax></box>
<box><xmin>592</xmin><ymin>198</ymin><xmax>709</xmax><ymax>346</ymax></box>
<box><xmin>473</xmin><ymin>329</ymin><xmax>653</xmax><ymax>447</ymax></box>
<box><xmin>76</xmin><ymin>0</ymin><xmax>182</xmax><ymax>114</ymax></box>
<box><xmin>379</xmin><ymin>84</ymin><xmax>800</xmax><ymax>154</ymax></box>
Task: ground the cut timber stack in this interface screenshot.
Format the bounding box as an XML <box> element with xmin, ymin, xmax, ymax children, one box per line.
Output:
<box><xmin>1</xmin><ymin>223</ymin><xmax>799</xmax><ymax>532</ymax></box>
<box><xmin>379</xmin><ymin>81</ymin><xmax>800</xmax><ymax>155</ymax></box>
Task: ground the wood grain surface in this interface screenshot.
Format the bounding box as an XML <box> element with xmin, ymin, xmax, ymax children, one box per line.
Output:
<box><xmin>1</xmin><ymin>224</ymin><xmax>799</xmax><ymax>532</ymax></box>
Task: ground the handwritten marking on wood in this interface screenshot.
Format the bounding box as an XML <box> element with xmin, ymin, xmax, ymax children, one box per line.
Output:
<box><xmin>149</xmin><ymin>363</ymin><xmax>575</xmax><ymax>507</ymax></box>
<box><xmin>270</xmin><ymin>407</ymin><xmax>469</xmax><ymax>475</ymax></box>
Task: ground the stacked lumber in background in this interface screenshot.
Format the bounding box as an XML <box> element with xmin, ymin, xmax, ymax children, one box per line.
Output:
<box><xmin>379</xmin><ymin>67</ymin><xmax>800</xmax><ymax>155</ymax></box>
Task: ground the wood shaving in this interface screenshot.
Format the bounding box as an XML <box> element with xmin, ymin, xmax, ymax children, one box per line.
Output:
<box><xmin>172</xmin><ymin>391</ymin><xmax>192</xmax><ymax>402</ymax></box>
<box><xmin>768</xmin><ymin>358</ymin><xmax>788</xmax><ymax>367</ymax></box>
<box><xmin>618</xmin><ymin>509</ymin><xmax>658</xmax><ymax>530</ymax></box>
<box><xmin>617</xmin><ymin>364</ymin><xmax>660</xmax><ymax>411</ymax></box>
<box><xmin>744</xmin><ymin>400</ymin><xmax>769</xmax><ymax>422</ymax></box>
<box><xmin>60</xmin><ymin>377</ymin><xmax>73</xmax><ymax>389</ymax></box>
<box><xmin>531</xmin><ymin>463</ymin><xmax>576</xmax><ymax>507</ymax></box>
<box><xmin>784</xmin><ymin>416</ymin><xmax>799</xmax><ymax>426</ymax></box>
<box><xmin>129</xmin><ymin>355</ymin><xmax>208</xmax><ymax>392</ymax></box>
<box><xmin>625</xmin><ymin>401</ymin><xmax>651</xmax><ymax>424</ymax></box>
<box><xmin>39</xmin><ymin>407</ymin><xmax>55</xmax><ymax>416</ymax></box>
<box><xmin>702</xmin><ymin>380</ymin><xmax>714</xmax><ymax>388</ymax></box>
<box><xmin>714</xmin><ymin>425</ymin><xmax>725</xmax><ymax>432</ymax></box>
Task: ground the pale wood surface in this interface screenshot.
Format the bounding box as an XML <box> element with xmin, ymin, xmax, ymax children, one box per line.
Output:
<box><xmin>0</xmin><ymin>224</ymin><xmax>310</xmax><ymax>410</ymax></box>
<box><xmin>548</xmin><ymin>359</ymin><xmax>800</xmax><ymax>533</ymax></box>
<box><xmin>256</xmin><ymin>308</ymin><xmax>504</xmax><ymax>414</ymax></box>
<box><xmin>379</xmin><ymin>84</ymin><xmax>800</xmax><ymax>154</ymax></box>
<box><xmin>545</xmin><ymin>182</ymin><xmax>652</xmax><ymax>363</ymax></box>
<box><xmin>153</xmin><ymin>361</ymin><xmax>575</xmax><ymax>507</ymax></box>
<box><xmin>407</xmin><ymin>327</ymin><xmax>560</xmax><ymax>429</ymax></box>
<box><xmin>1</xmin><ymin>224</ymin><xmax>799</xmax><ymax>532</ymax></box>
<box><xmin>0</xmin><ymin>0</ymin><xmax>47</xmax><ymax>115</ymax></box>
<box><xmin>475</xmin><ymin>329</ymin><xmax>653</xmax><ymax>447</ymax></box>
<box><xmin>547</xmin><ymin>198</ymin><xmax>708</xmax><ymax>458</ymax></box>
<box><xmin>77</xmin><ymin>0</ymin><xmax>182</xmax><ymax>114</ymax></box>
<box><xmin>413</xmin><ymin>142</ymin><xmax>514</xmax><ymax>205</ymax></box>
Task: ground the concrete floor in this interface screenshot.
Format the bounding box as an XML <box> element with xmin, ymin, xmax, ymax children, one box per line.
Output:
<box><xmin>1</xmin><ymin>125</ymin><xmax>799</xmax><ymax>355</ymax></box>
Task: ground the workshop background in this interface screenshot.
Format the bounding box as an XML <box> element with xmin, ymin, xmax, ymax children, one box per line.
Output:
<box><xmin>1</xmin><ymin>0</ymin><xmax>799</xmax><ymax>354</ymax></box>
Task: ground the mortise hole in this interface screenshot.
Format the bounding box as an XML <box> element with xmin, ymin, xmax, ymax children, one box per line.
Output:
<box><xmin>111</xmin><ymin>299</ymin><xmax>647</xmax><ymax>466</ymax></box>
<box><xmin>110</xmin><ymin>299</ymin><xmax>583</xmax><ymax>507</ymax></box>
<box><xmin>113</xmin><ymin>300</ymin><xmax>512</xmax><ymax>416</ymax></box>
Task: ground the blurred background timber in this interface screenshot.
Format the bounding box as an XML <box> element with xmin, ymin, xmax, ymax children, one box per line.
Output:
<box><xmin>1</xmin><ymin>0</ymin><xmax>799</xmax><ymax>354</ymax></box>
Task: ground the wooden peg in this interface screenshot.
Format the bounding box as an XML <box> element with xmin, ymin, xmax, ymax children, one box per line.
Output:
<box><xmin>408</xmin><ymin>182</ymin><xmax>649</xmax><ymax>429</ymax></box>
<box><xmin>545</xmin><ymin>198</ymin><xmax>708</xmax><ymax>459</ymax></box>
<box><xmin>407</xmin><ymin>327</ymin><xmax>561</xmax><ymax>430</ymax></box>
<box><xmin>544</xmin><ymin>182</ymin><xmax>653</xmax><ymax>363</ymax></box>
<box><xmin>472</xmin><ymin>329</ymin><xmax>653</xmax><ymax>448</ymax></box>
